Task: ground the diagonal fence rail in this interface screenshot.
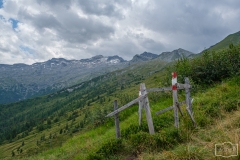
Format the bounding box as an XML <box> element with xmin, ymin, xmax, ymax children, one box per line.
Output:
<box><xmin>106</xmin><ymin>72</ymin><xmax>197</xmax><ymax>138</ymax></box>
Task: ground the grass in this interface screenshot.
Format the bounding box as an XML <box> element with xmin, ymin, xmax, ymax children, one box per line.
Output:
<box><xmin>2</xmin><ymin>75</ymin><xmax>237</xmax><ymax>160</ymax></box>
<box><xmin>1</xmin><ymin>48</ymin><xmax>239</xmax><ymax>160</ymax></box>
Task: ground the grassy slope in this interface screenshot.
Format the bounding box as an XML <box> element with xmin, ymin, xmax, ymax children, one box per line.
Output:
<box><xmin>0</xmin><ymin>60</ymin><xmax>168</xmax><ymax>159</ymax></box>
<box><xmin>1</xmin><ymin>42</ymin><xmax>240</xmax><ymax>159</ymax></box>
<box><xmin>4</xmin><ymin>74</ymin><xmax>239</xmax><ymax>160</ymax></box>
<box><xmin>208</xmin><ymin>31</ymin><xmax>240</xmax><ymax>52</ymax></box>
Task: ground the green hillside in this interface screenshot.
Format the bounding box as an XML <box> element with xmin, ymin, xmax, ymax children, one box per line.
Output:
<box><xmin>207</xmin><ymin>31</ymin><xmax>240</xmax><ymax>52</ymax></box>
<box><xmin>0</xmin><ymin>43</ymin><xmax>240</xmax><ymax>159</ymax></box>
<box><xmin>0</xmin><ymin>59</ymin><xmax>169</xmax><ymax>159</ymax></box>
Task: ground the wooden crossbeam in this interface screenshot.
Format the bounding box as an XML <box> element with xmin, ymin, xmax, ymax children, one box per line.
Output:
<box><xmin>147</xmin><ymin>87</ymin><xmax>172</xmax><ymax>92</ymax></box>
<box><xmin>106</xmin><ymin>94</ymin><xmax>148</xmax><ymax>117</ymax></box>
<box><xmin>177</xmin><ymin>83</ymin><xmax>191</xmax><ymax>89</ymax></box>
<box><xmin>147</xmin><ymin>84</ymin><xmax>190</xmax><ymax>93</ymax></box>
<box><xmin>155</xmin><ymin>101</ymin><xmax>186</xmax><ymax>115</ymax></box>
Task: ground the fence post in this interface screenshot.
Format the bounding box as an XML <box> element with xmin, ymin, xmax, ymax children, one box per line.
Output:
<box><xmin>114</xmin><ymin>100</ymin><xmax>121</xmax><ymax>138</ymax></box>
<box><xmin>172</xmin><ymin>72</ymin><xmax>179</xmax><ymax>128</ymax></box>
<box><xmin>140</xmin><ymin>83</ymin><xmax>155</xmax><ymax>134</ymax></box>
<box><xmin>185</xmin><ymin>78</ymin><xmax>192</xmax><ymax>113</ymax></box>
<box><xmin>185</xmin><ymin>78</ymin><xmax>197</xmax><ymax>127</ymax></box>
<box><xmin>138</xmin><ymin>89</ymin><xmax>143</xmax><ymax>126</ymax></box>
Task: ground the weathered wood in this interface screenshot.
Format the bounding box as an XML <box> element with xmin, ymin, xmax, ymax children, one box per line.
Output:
<box><xmin>106</xmin><ymin>94</ymin><xmax>147</xmax><ymax>117</ymax></box>
<box><xmin>173</xmin><ymin>91</ymin><xmax>179</xmax><ymax>128</ymax></box>
<box><xmin>185</xmin><ymin>78</ymin><xmax>196</xmax><ymax>127</ymax></box>
<box><xmin>138</xmin><ymin>90</ymin><xmax>143</xmax><ymax>126</ymax></box>
<box><xmin>147</xmin><ymin>84</ymin><xmax>190</xmax><ymax>93</ymax></box>
<box><xmin>141</xmin><ymin>83</ymin><xmax>155</xmax><ymax>134</ymax></box>
<box><xmin>114</xmin><ymin>100</ymin><xmax>121</xmax><ymax>138</ymax></box>
<box><xmin>156</xmin><ymin>106</ymin><xmax>174</xmax><ymax>115</ymax></box>
<box><xmin>185</xmin><ymin>78</ymin><xmax>193</xmax><ymax>113</ymax></box>
<box><xmin>172</xmin><ymin>72</ymin><xmax>179</xmax><ymax>128</ymax></box>
<box><xmin>176</xmin><ymin>102</ymin><xmax>183</xmax><ymax>116</ymax></box>
<box><xmin>147</xmin><ymin>87</ymin><xmax>172</xmax><ymax>92</ymax></box>
<box><xmin>155</xmin><ymin>101</ymin><xmax>186</xmax><ymax>115</ymax></box>
<box><xmin>186</xmin><ymin>107</ymin><xmax>197</xmax><ymax>127</ymax></box>
<box><xmin>177</xmin><ymin>83</ymin><xmax>191</xmax><ymax>89</ymax></box>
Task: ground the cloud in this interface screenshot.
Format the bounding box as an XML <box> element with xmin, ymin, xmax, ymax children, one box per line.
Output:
<box><xmin>0</xmin><ymin>0</ymin><xmax>240</xmax><ymax>64</ymax></box>
<box><xmin>76</xmin><ymin>0</ymin><xmax>131</xmax><ymax>19</ymax></box>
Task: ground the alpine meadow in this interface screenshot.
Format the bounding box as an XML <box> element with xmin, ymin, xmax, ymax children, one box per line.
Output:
<box><xmin>1</xmin><ymin>1</ymin><xmax>240</xmax><ymax>159</ymax></box>
<box><xmin>0</xmin><ymin>30</ymin><xmax>240</xmax><ymax>160</ymax></box>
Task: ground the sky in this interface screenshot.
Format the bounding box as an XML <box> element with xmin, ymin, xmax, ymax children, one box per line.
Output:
<box><xmin>0</xmin><ymin>0</ymin><xmax>240</xmax><ymax>64</ymax></box>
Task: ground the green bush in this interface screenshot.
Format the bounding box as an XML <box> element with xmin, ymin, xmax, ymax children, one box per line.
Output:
<box><xmin>128</xmin><ymin>128</ymin><xmax>182</xmax><ymax>153</ymax></box>
<box><xmin>96</xmin><ymin>138</ymin><xmax>123</xmax><ymax>157</ymax></box>
<box><xmin>175</xmin><ymin>43</ymin><xmax>240</xmax><ymax>85</ymax></box>
<box><xmin>121</xmin><ymin>124</ymin><xmax>148</xmax><ymax>138</ymax></box>
<box><xmin>86</xmin><ymin>153</ymin><xmax>103</xmax><ymax>160</ymax></box>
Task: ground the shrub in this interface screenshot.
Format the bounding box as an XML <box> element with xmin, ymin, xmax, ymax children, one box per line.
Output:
<box><xmin>96</xmin><ymin>138</ymin><xmax>123</xmax><ymax>157</ymax></box>
<box><xmin>175</xmin><ymin>43</ymin><xmax>240</xmax><ymax>85</ymax></box>
<box><xmin>121</xmin><ymin>124</ymin><xmax>148</xmax><ymax>138</ymax></box>
<box><xmin>86</xmin><ymin>153</ymin><xmax>103</xmax><ymax>160</ymax></box>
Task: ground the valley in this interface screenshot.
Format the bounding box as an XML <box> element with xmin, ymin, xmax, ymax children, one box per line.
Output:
<box><xmin>0</xmin><ymin>31</ymin><xmax>240</xmax><ymax>159</ymax></box>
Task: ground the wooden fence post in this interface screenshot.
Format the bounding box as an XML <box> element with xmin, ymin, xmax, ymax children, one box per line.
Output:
<box><xmin>114</xmin><ymin>100</ymin><xmax>121</xmax><ymax>138</ymax></box>
<box><xmin>185</xmin><ymin>78</ymin><xmax>197</xmax><ymax>127</ymax></box>
<box><xmin>185</xmin><ymin>78</ymin><xmax>192</xmax><ymax>113</ymax></box>
<box><xmin>138</xmin><ymin>89</ymin><xmax>143</xmax><ymax>126</ymax></box>
<box><xmin>172</xmin><ymin>72</ymin><xmax>179</xmax><ymax>128</ymax></box>
<box><xmin>140</xmin><ymin>83</ymin><xmax>155</xmax><ymax>134</ymax></box>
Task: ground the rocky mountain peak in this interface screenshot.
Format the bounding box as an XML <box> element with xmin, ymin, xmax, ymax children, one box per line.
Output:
<box><xmin>131</xmin><ymin>51</ymin><xmax>158</xmax><ymax>63</ymax></box>
<box><xmin>107</xmin><ymin>55</ymin><xmax>125</xmax><ymax>63</ymax></box>
<box><xmin>140</xmin><ymin>52</ymin><xmax>158</xmax><ymax>59</ymax></box>
<box><xmin>158</xmin><ymin>48</ymin><xmax>195</xmax><ymax>62</ymax></box>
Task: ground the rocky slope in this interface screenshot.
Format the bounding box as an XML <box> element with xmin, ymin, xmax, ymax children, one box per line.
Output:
<box><xmin>157</xmin><ymin>48</ymin><xmax>194</xmax><ymax>62</ymax></box>
<box><xmin>0</xmin><ymin>55</ymin><xmax>127</xmax><ymax>104</ymax></box>
<box><xmin>0</xmin><ymin>48</ymin><xmax>195</xmax><ymax>104</ymax></box>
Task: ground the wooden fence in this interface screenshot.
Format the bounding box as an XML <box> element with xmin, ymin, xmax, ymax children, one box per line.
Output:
<box><xmin>106</xmin><ymin>72</ymin><xmax>196</xmax><ymax>138</ymax></box>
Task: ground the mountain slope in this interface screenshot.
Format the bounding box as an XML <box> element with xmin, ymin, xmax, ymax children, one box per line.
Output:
<box><xmin>0</xmin><ymin>55</ymin><xmax>127</xmax><ymax>104</ymax></box>
<box><xmin>207</xmin><ymin>30</ymin><xmax>240</xmax><ymax>51</ymax></box>
<box><xmin>157</xmin><ymin>48</ymin><xmax>195</xmax><ymax>62</ymax></box>
<box><xmin>130</xmin><ymin>52</ymin><xmax>158</xmax><ymax>63</ymax></box>
<box><xmin>0</xmin><ymin>57</ymin><xmax>169</xmax><ymax>155</ymax></box>
<box><xmin>0</xmin><ymin>43</ymin><xmax>239</xmax><ymax>159</ymax></box>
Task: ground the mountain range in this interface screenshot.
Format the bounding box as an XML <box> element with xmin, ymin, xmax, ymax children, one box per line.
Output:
<box><xmin>0</xmin><ymin>48</ymin><xmax>195</xmax><ymax>104</ymax></box>
<box><xmin>0</xmin><ymin>31</ymin><xmax>240</xmax><ymax>159</ymax></box>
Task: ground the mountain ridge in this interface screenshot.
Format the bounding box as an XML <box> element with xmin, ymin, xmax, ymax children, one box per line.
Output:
<box><xmin>206</xmin><ymin>30</ymin><xmax>240</xmax><ymax>52</ymax></box>
<box><xmin>0</xmin><ymin>49</ymin><xmax>194</xmax><ymax>104</ymax></box>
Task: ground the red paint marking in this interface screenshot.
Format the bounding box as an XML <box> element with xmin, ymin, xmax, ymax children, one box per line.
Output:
<box><xmin>172</xmin><ymin>72</ymin><xmax>177</xmax><ymax>78</ymax></box>
<box><xmin>172</xmin><ymin>84</ymin><xmax>177</xmax><ymax>90</ymax></box>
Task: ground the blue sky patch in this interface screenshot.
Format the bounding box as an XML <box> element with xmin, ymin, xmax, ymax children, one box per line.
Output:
<box><xmin>9</xmin><ymin>18</ymin><xmax>19</xmax><ymax>29</ymax></box>
<box><xmin>20</xmin><ymin>45</ymin><xmax>34</xmax><ymax>55</ymax></box>
<box><xmin>0</xmin><ymin>0</ymin><xmax>4</xmax><ymax>8</ymax></box>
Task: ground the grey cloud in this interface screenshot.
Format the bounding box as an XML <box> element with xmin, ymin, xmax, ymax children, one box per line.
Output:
<box><xmin>139</xmin><ymin>38</ymin><xmax>165</xmax><ymax>54</ymax></box>
<box><xmin>56</xmin><ymin>10</ymin><xmax>114</xmax><ymax>43</ymax></box>
<box><xmin>1</xmin><ymin>0</ymin><xmax>240</xmax><ymax>64</ymax></box>
<box><xmin>126</xmin><ymin>31</ymin><xmax>166</xmax><ymax>54</ymax></box>
<box><xmin>36</xmin><ymin>0</ymin><xmax>72</xmax><ymax>9</ymax></box>
<box><xmin>133</xmin><ymin>0</ymin><xmax>240</xmax><ymax>52</ymax></box>
<box><xmin>76</xmin><ymin>0</ymin><xmax>131</xmax><ymax>19</ymax></box>
<box><xmin>84</xmin><ymin>36</ymin><xmax>143</xmax><ymax>60</ymax></box>
<box><xmin>18</xmin><ymin>6</ymin><xmax>114</xmax><ymax>44</ymax></box>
